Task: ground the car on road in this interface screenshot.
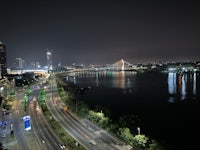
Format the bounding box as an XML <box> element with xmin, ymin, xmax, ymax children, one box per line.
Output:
<box><xmin>89</xmin><ymin>139</ymin><xmax>96</xmax><ymax>145</ymax></box>
<box><xmin>41</xmin><ymin>140</ymin><xmax>46</xmax><ymax>144</ymax></box>
<box><xmin>2</xmin><ymin>133</ymin><xmax>6</xmax><ymax>138</ymax></box>
<box><xmin>58</xmin><ymin>143</ymin><xmax>66</xmax><ymax>149</ymax></box>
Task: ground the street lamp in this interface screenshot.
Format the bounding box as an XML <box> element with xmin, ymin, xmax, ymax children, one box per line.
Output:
<box><xmin>0</xmin><ymin>87</ymin><xmax>4</xmax><ymax>96</ymax></box>
<box><xmin>137</xmin><ymin>127</ymin><xmax>140</xmax><ymax>135</ymax></box>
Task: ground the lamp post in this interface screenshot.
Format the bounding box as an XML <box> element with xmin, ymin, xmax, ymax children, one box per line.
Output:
<box><xmin>0</xmin><ymin>87</ymin><xmax>4</xmax><ymax>96</ymax></box>
<box><xmin>137</xmin><ymin>127</ymin><xmax>140</xmax><ymax>135</ymax></box>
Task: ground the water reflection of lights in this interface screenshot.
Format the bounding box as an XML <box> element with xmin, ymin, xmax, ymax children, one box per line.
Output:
<box><xmin>116</xmin><ymin>71</ymin><xmax>125</xmax><ymax>89</ymax></box>
<box><xmin>96</xmin><ymin>72</ymin><xmax>99</xmax><ymax>87</ymax></box>
<box><xmin>168</xmin><ymin>97</ymin><xmax>175</xmax><ymax>103</ymax></box>
<box><xmin>168</xmin><ymin>73</ymin><xmax>177</xmax><ymax>95</ymax></box>
<box><xmin>193</xmin><ymin>72</ymin><xmax>196</xmax><ymax>95</ymax></box>
<box><xmin>168</xmin><ymin>72</ymin><xmax>197</xmax><ymax>102</ymax></box>
<box><xmin>168</xmin><ymin>72</ymin><xmax>176</xmax><ymax>103</ymax></box>
<box><xmin>181</xmin><ymin>75</ymin><xmax>187</xmax><ymax>100</ymax></box>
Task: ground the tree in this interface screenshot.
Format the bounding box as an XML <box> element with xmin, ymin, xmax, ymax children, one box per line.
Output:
<box><xmin>87</xmin><ymin>110</ymin><xmax>110</xmax><ymax>128</ymax></box>
<box><xmin>117</xmin><ymin>127</ymin><xmax>134</xmax><ymax>145</ymax></box>
<box><xmin>39</xmin><ymin>89</ymin><xmax>46</xmax><ymax>104</ymax></box>
<box><xmin>23</xmin><ymin>94</ymin><xmax>28</xmax><ymax>111</ymax></box>
<box><xmin>117</xmin><ymin>115</ymin><xmax>143</xmax><ymax>135</ymax></box>
<box><xmin>26</xmin><ymin>86</ymin><xmax>32</xmax><ymax>96</ymax></box>
<box><xmin>133</xmin><ymin>134</ymin><xmax>149</xmax><ymax>149</ymax></box>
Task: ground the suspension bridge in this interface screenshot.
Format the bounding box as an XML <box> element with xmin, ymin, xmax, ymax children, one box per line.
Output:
<box><xmin>110</xmin><ymin>59</ymin><xmax>138</xmax><ymax>71</ymax></box>
<box><xmin>64</xmin><ymin>59</ymin><xmax>139</xmax><ymax>72</ymax></box>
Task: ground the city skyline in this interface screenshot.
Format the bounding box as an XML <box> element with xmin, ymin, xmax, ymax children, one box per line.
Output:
<box><xmin>1</xmin><ymin>0</ymin><xmax>200</xmax><ymax>67</ymax></box>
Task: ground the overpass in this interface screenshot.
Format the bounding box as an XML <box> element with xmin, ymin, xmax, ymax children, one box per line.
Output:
<box><xmin>7</xmin><ymin>69</ymin><xmax>49</xmax><ymax>78</ymax></box>
<box><xmin>8</xmin><ymin>69</ymin><xmax>48</xmax><ymax>74</ymax></box>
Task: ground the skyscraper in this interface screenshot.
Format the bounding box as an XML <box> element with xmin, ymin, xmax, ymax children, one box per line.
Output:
<box><xmin>46</xmin><ymin>49</ymin><xmax>53</xmax><ymax>70</ymax></box>
<box><xmin>0</xmin><ymin>41</ymin><xmax>7</xmax><ymax>78</ymax></box>
<box><xmin>15</xmin><ymin>57</ymin><xmax>25</xmax><ymax>69</ymax></box>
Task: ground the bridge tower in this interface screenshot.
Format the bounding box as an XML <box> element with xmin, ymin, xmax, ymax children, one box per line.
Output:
<box><xmin>112</xmin><ymin>59</ymin><xmax>137</xmax><ymax>71</ymax></box>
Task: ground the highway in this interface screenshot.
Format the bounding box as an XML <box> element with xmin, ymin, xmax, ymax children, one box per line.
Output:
<box><xmin>28</xmin><ymin>82</ymin><xmax>66</xmax><ymax>150</ymax></box>
<box><xmin>5</xmin><ymin>87</ymin><xmax>39</xmax><ymax>150</ymax></box>
<box><xmin>3</xmin><ymin>82</ymin><xmax>67</xmax><ymax>150</ymax></box>
<box><xmin>45</xmin><ymin>76</ymin><xmax>131</xmax><ymax>150</ymax></box>
<box><xmin>1</xmin><ymin>75</ymin><xmax>131</xmax><ymax>150</ymax></box>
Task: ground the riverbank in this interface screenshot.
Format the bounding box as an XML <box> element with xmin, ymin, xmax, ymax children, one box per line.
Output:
<box><xmin>55</xmin><ymin>72</ymin><xmax>172</xmax><ymax>150</ymax></box>
<box><xmin>47</xmin><ymin>73</ymin><xmax>134</xmax><ymax>150</ymax></box>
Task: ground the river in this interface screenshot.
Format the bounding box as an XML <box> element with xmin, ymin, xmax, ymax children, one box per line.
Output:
<box><xmin>63</xmin><ymin>70</ymin><xmax>200</xmax><ymax>150</ymax></box>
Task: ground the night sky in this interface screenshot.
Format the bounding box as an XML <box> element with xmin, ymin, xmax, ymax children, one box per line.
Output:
<box><xmin>1</xmin><ymin>0</ymin><xmax>200</xmax><ymax>67</ymax></box>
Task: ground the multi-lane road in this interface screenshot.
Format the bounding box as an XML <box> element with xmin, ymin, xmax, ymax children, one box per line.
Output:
<box><xmin>1</xmin><ymin>80</ymin><xmax>66</xmax><ymax>150</ymax></box>
<box><xmin>2</xmin><ymin>87</ymin><xmax>38</xmax><ymax>150</ymax></box>
<box><xmin>29</xmin><ymin>89</ymin><xmax>66</xmax><ymax>150</ymax></box>
<box><xmin>1</xmin><ymin>76</ymin><xmax>132</xmax><ymax>150</ymax></box>
<box><xmin>45</xmin><ymin>75</ymin><xmax>132</xmax><ymax>150</ymax></box>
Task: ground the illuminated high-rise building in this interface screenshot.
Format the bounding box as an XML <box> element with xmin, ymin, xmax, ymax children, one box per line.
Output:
<box><xmin>16</xmin><ymin>57</ymin><xmax>25</xmax><ymax>69</ymax></box>
<box><xmin>0</xmin><ymin>41</ymin><xmax>8</xmax><ymax>77</ymax></box>
<box><xmin>46</xmin><ymin>49</ymin><xmax>53</xmax><ymax>70</ymax></box>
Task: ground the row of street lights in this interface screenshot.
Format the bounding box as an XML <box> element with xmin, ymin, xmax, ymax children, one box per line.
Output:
<box><xmin>0</xmin><ymin>81</ymin><xmax>10</xmax><ymax>137</ymax></box>
<box><xmin>0</xmin><ymin>87</ymin><xmax>4</xmax><ymax>134</ymax></box>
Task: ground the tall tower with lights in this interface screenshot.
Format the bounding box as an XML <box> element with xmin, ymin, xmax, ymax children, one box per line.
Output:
<box><xmin>46</xmin><ymin>49</ymin><xmax>53</xmax><ymax>70</ymax></box>
<box><xmin>0</xmin><ymin>41</ymin><xmax>8</xmax><ymax>78</ymax></box>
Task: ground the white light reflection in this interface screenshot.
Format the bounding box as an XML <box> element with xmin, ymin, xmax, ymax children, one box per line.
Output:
<box><xmin>96</xmin><ymin>72</ymin><xmax>99</xmax><ymax>87</ymax></box>
<box><xmin>181</xmin><ymin>74</ymin><xmax>187</xmax><ymax>100</ymax></box>
<box><xmin>193</xmin><ymin>72</ymin><xmax>196</xmax><ymax>95</ymax></box>
<box><xmin>168</xmin><ymin>72</ymin><xmax>176</xmax><ymax>103</ymax></box>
